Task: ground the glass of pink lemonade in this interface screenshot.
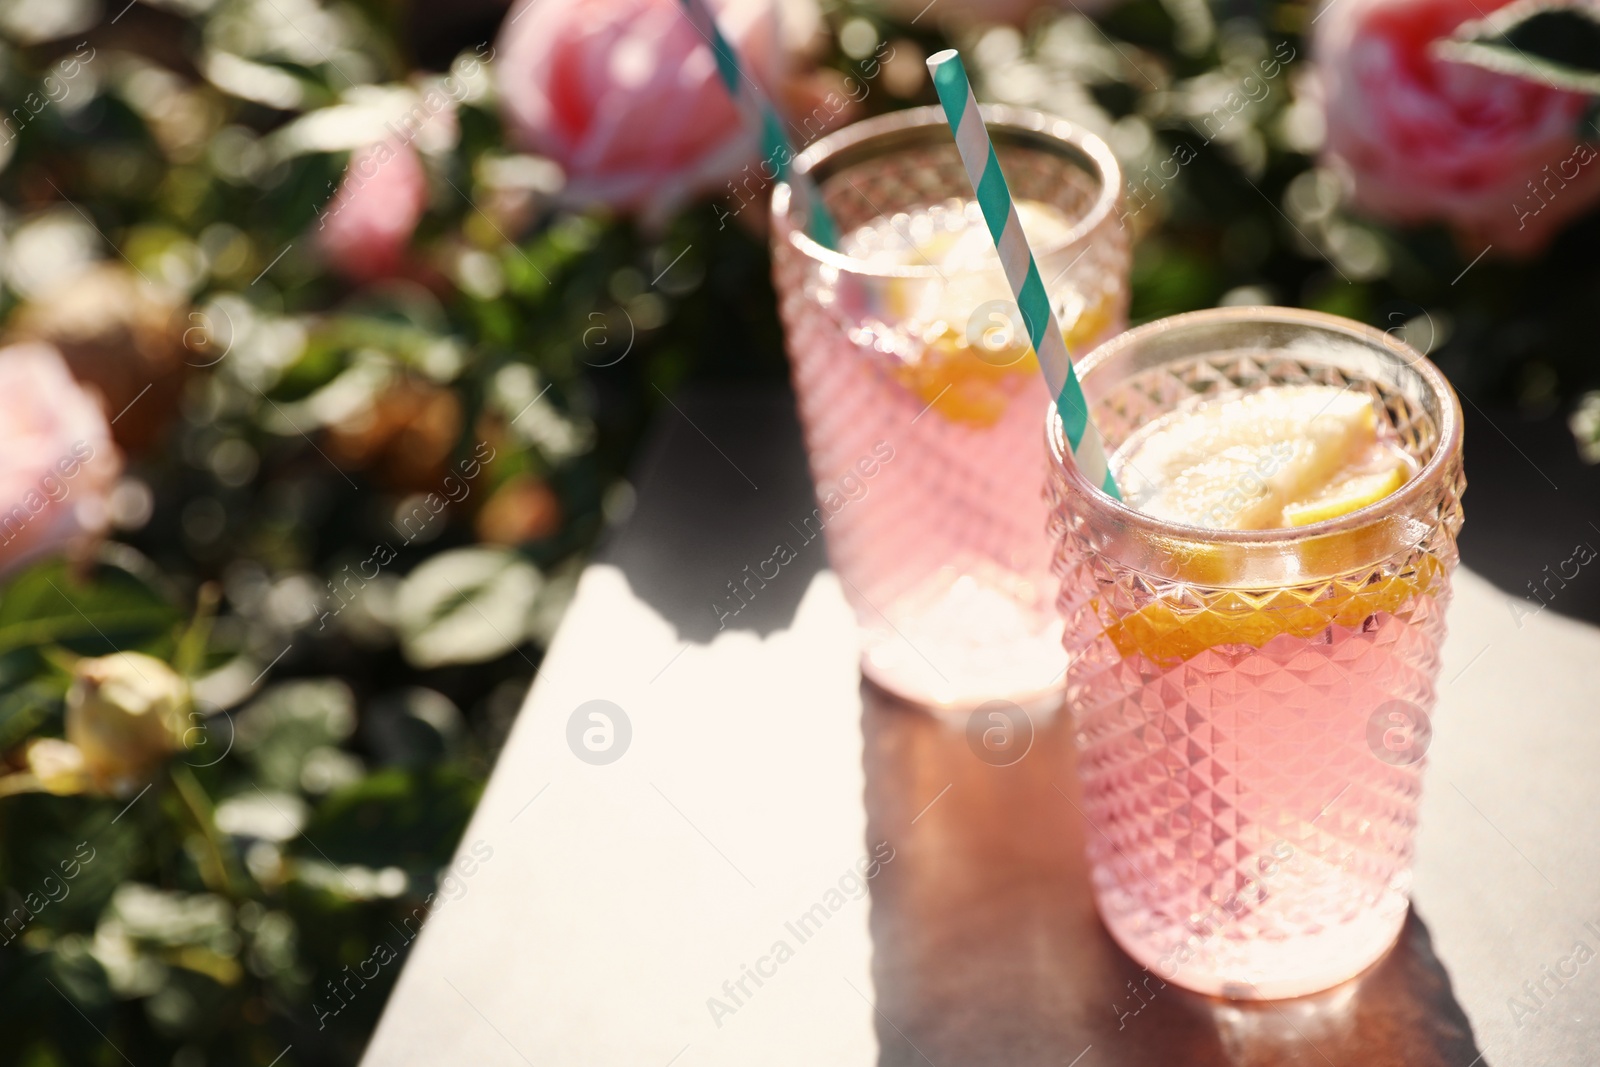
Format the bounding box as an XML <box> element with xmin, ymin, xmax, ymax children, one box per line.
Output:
<box><xmin>771</xmin><ymin>106</ymin><xmax>1129</xmax><ymax>711</ymax></box>
<box><xmin>1047</xmin><ymin>307</ymin><xmax>1465</xmax><ymax>999</ymax></box>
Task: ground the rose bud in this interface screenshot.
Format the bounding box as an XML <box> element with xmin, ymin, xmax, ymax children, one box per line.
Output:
<box><xmin>66</xmin><ymin>652</ymin><xmax>191</xmax><ymax>797</ymax></box>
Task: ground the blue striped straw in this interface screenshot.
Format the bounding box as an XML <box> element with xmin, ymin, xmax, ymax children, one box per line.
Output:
<box><xmin>925</xmin><ymin>49</ymin><xmax>1120</xmax><ymax>499</ymax></box>
<box><xmin>678</xmin><ymin>0</ymin><xmax>840</xmax><ymax>249</ymax></box>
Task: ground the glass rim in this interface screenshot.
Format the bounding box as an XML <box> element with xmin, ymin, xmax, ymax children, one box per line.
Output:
<box><xmin>772</xmin><ymin>103</ymin><xmax>1123</xmax><ymax>281</ymax></box>
<box><xmin>1047</xmin><ymin>305</ymin><xmax>1464</xmax><ymax>546</ymax></box>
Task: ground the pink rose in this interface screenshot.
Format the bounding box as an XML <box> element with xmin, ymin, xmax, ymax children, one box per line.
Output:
<box><xmin>1315</xmin><ymin>0</ymin><xmax>1600</xmax><ymax>256</ymax></box>
<box><xmin>495</xmin><ymin>0</ymin><xmax>788</xmax><ymax>224</ymax></box>
<box><xmin>317</xmin><ymin>138</ymin><xmax>429</xmax><ymax>282</ymax></box>
<box><xmin>0</xmin><ymin>343</ymin><xmax>120</xmax><ymax>574</ymax></box>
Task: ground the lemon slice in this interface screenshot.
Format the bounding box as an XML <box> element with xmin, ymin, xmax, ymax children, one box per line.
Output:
<box><xmin>1283</xmin><ymin>466</ymin><xmax>1409</xmax><ymax>526</ymax></box>
<box><xmin>855</xmin><ymin>199</ymin><xmax>1111</xmax><ymax>427</ymax></box>
<box><xmin>1094</xmin><ymin>382</ymin><xmax>1429</xmax><ymax>662</ymax></box>
<box><xmin>1113</xmin><ymin>384</ymin><xmax>1413</xmax><ymax>531</ymax></box>
<box><xmin>1102</xmin><ymin>555</ymin><xmax>1446</xmax><ymax>664</ymax></box>
<box><xmin>874</xmin><ymin>200</ymin><xmax>1075</xmax><ymax>321</ymax></box>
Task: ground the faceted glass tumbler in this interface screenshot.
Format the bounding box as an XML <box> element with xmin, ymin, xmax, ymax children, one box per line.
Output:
<box><xmin>1045</xmin><ymin>308</ymin><xmax>1466</xmax><ymax>999</ymax></box>
<box><xmin>772</xmin><ymin>105</ymin><xmax>1130</xmax><ymax>711</ymax></box>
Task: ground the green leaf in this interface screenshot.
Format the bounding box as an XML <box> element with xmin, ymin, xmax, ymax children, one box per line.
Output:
<box><xmin>0</xmin><ymin>677</ymin><xmax>67</xmax><ymax>752</ymax></box>
<box><xmin>292</xmin><ymin>766</ymin><xmax>482</xmax><ymax>874</ymax></box>
<box><xmin>1437</xmin><ymin>0</ymin><xmax>1600</xmax><ymax>95</ymax></box>
<box><xmin>393</xmin><ymin>547</ymin><xmax>542</xmax><ymax>669</ymax></box>
<box><xmin>105</xmin><ymin>883</ymin><xmax>234</xmax><ymax>951</ymax></box>
<box><xmin>0</xmin><ymin>792</ymin><xmax>144</xmax><ymax>930</ymax></box>
<box><xmin>0</xmin><ymin>944</ymin><xmax>115</xmax><ymax>1065</ymax></box>
<box><xmin>0</xmin><ymin>561</ymin><xmax>179</xmax><ymax>659</ymax></box>
<box><xmin>233</xmin><ymin>680</ymin><xmax>357</xmax><ymax>792</ymax></box>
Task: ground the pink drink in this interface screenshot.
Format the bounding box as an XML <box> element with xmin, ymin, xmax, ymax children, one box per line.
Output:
<box><xmin>772</xmin><ymin>106</ymin><xmax>1129</xmax><ymax>710</ymax></box>
<box><xmin>1047</xmin><ymin>309</ymin><xmax>1465</xmax><ymax>998</ymax></box>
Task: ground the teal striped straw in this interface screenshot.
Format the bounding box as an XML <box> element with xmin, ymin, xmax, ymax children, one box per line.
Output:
<box><xmin>925</xmin><ymin>49</ymin><xmax>1120</xmax><ymax>499</ymax></box>
<box><xmin>678</xmin><ymin>0</ymin><xmax>840</xmax><ymax>249</ymax></box>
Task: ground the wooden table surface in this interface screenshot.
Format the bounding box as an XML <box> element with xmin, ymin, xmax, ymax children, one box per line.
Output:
<box><xmin>361</xmin><ymin>387</ymin><xmax>1600</xmax><ymax>1067</ymax></box>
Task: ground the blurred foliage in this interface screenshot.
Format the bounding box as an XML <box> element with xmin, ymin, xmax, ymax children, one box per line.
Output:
<box><xmin>0</xmin><ymin>0</ymin><xmax>1595</xmax><ymax>1065</ymax></box>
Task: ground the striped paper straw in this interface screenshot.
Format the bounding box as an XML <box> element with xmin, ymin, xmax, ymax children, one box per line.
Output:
<box><xmin>925</xmin><ymin>49</ymin><xmax>1120</xmax><ymax>499</ymax></box>
<box><xmin>678</xmin><ymin>0</ymin><xmax>840</xmax><ymax>249</ymax></box>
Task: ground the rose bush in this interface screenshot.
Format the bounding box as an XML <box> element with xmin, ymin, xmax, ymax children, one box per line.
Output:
<box><xmin>0</xmin><ymin>343</ymin><xmax>119</xmax><ymax>573</ymax></box>
<box><xmin>1314</xmin><ymin>0</ymin><xmax>1600</xmax><ymax>255</ymax></box>
<box><xmin>495</xmin><ymin>0</ymin><xmax>791</xmax><ymax>224</ymax></box>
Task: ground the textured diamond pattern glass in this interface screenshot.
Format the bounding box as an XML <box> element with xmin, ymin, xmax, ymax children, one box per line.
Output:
<box><xmin>1046</xmin><ymin>310</ymin><xmax>1465</xmax><ymax>998</ymax></box>
<box><xmin>772</xmin><ymin>106</ymin><xmax>1130</xmax><ymax>710</ymax></box>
